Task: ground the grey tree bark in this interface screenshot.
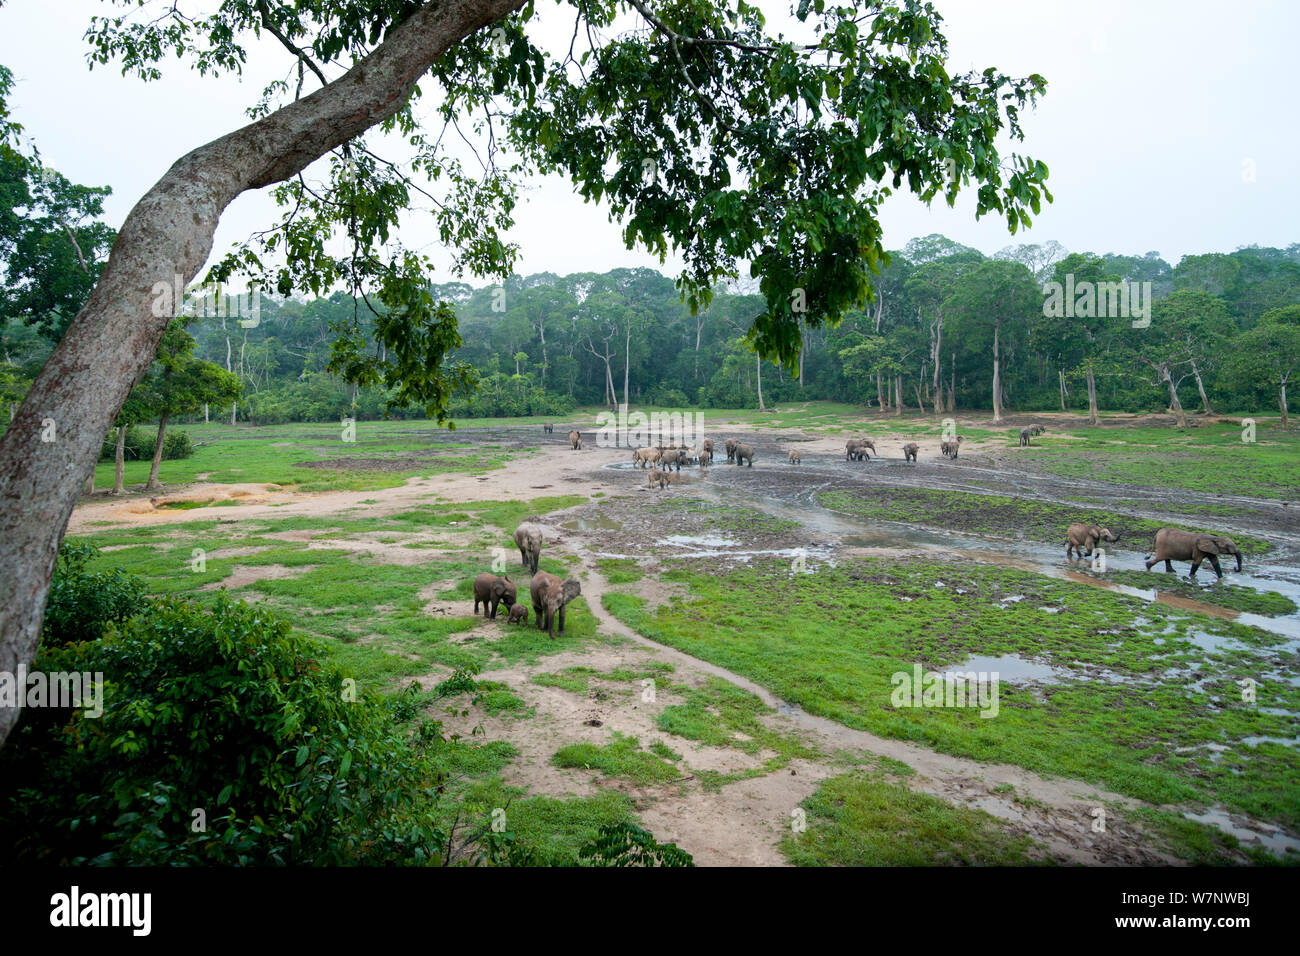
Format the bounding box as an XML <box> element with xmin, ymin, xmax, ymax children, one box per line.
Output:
<box><xmin>0</xmin><ymin>0</ymin><xmax>528</xmax><ymax>751</ymax></box>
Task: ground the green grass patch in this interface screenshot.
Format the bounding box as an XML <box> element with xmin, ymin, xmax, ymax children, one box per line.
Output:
<box><xmin>552</xmin><ymin>732</ymin><xmax>684</xmax><ymax>785</ymax></box>
<box><xmin>781</xmin><ymin>771</ymin><xmax>1042</xmax><ymax>865</ymax></box>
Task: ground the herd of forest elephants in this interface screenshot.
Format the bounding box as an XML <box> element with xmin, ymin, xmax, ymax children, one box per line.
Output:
<box><xmin>473</xmin><ymin>420</ymin><xmax>1249</xmax><ymax>640</ymax></box>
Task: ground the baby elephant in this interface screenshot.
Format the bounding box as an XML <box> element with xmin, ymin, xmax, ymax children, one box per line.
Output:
<box><xmin>473</xmin><ymin>572</ymin><xmax>516</xmax><ymax>619</ymax></box>
<box><xmin>514</xmin><ymin>521</ymin><xmax>544</xmax><ymax>575</ymax></box>
<box><xmin>702</xmin><ymin>438</ymin><xmax>715</xmax><ymax>463</ymax></box>
<box><xmin>507</xmin><ymin>603</ymin><xmax>528</xmax><ymax>625</ymax></box>
<box><xmin>788</xmin><ymin>448</ymin><xmax>801</xmax><ymax>464</ymax></box>
<box><xmin>569</xmin><ymin>430</ymin><xmax>583</xmax><ymax>450</ymax></box>
<box><xmin>543</xmin><ymin>423</ymin><xmax>554</xmax><ymax>434</ymax></box>
<box><xmin>940</xmin><ymin>437</ymin><xmax>964</xmax><ymax>458</ymax></box>
<box><xmin>902</xmin><ymin>442</ymin><xmax>919</xmax><ymax>462</ymax></box>
<box><xmin>530</xmin><ymin>571</ymin><xmax>582</xmax><ymax>639</ymax></box>
<box><xmin>648</xmin><ymin>468</ymin><xmax>670</xmax><ymax>490</ymax></box>
<box><xmin>1145</xmin><ymin>527</ymin><xmax>1243</xmax><ymax>579</ymax></box>
<box><xmin>733</xmin><ymin>443</ymin><xmax>755</xmax><ymax>467</ymax></box>
<box><xmin>1066</xmin><ymin>523</ymin><xmax>1116</xmax><ymax>562</ymax></box>
<box><xmin>724</xmin><ymin>438</ymin><xmax>739</xmax><ymax>462</ymax></box>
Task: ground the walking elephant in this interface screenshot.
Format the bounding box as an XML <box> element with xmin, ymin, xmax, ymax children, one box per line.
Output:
<box><xmin>733</xmin><ymin>443</ymin><xmax>755</xmax><ymax>467</ymax></box>
<box><xmin>1145</xmin><ymin>527</ymin><xmax>1242</xmax><ymax>579</ymax></box>
<box><xmin>902</xmin><ymin>442</ymin><xmax>919</xmax><ymax>462</ymax></box>
<box><xmin>513</xmin><ymin>522</ymin><xmax>544</xmax><ymax>575</ymax></box>
<box><xmin>569</xmin><ymin>430</ymin><xmax>583</xmax><ymax>450</ymax></box>
<box><xmin>1065</xmin><ymin>523</ymin><xmax>1116</xmax><ymax>562</ymax></box>
<box><xmin>530</xmin><ymin>571</ymin><xmax>582</xmax><ymax>638</ymax></box>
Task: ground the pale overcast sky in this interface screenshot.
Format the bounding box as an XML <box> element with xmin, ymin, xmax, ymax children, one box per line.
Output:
<box><xmin>1</xmin><ymin>0</ymin><xmax>1296</xmax><ymax>286</ymax></box>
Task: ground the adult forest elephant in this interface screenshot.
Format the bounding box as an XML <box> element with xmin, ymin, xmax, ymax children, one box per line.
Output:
<box><xmin>530</xmin><ymin>571</ymin><xmax>582</xmax><ymax>638</ymax></box>
<box><xmin>514</xmin><ymin>522</ymin><xmax>544</xmax><ymax>575</ymax></box>
<box><xmin>569</xmin><ymin>430</ymin><xmax>582</xmax><ymax>450</ymax></box>
<box><xmin>1145</xmin><ymin>527</ymin><xmax>1243</xmax><ymax>579</ymax></box>
<box><xmin>733</xmin><ymin>443</ymin><xmax>755</xmax><ymax>467</ymax></box>
<box><xmin>472</xmin><ymin>572</ymin><xmax>516</xmax><ymax>619</ymax></box>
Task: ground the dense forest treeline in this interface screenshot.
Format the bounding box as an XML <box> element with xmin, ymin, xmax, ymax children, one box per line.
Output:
<box><xmin>4</xmin><ymin>234</ymin><xmax>1299</xmax><ymax>428</ymax></box>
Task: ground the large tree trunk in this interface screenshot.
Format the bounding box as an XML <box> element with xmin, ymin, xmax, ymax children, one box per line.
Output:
<box><xmin>756</xmin><ymin>354</ymin><xmax>766</xmax><ymax>411</ymax></box>
<box><xmin>893</xmin><ymin>375</ymin><xmax>903</xmax><ymax>417</ymax></box>
<box><xmin>146</xmin><ymin>412</ymin><xmax>170</xmax><ymax>492</ymax></box>
<box><xmin>1085</xmin><ymin>368</ymin><xmax>1099</xmax><ymax>425</ymax></box>
<box><xmin>1280</xmin><ymin>380</ymin><xmax>1289</xmax><ymax>428</ymax></box>
<box><xmin>1058</xmin><ymin>369</ymin><xmax>1067</xmax><ymax>412</ymax></box>
<box><xmin>112</xmin><ymin>425</ymin><xmax>127</xmax><ymax>495</ymax></box>
<box><xmin>991</xmin><ymin>322</ymin><xmax>1003</xmax><ymax>423</ymax></box>
<box><xmin>0</xmin><ymin>0</ymin><xmax>529</xmax><ymax>752</ymax></box>
<box><xmin>876</xmin><ymin>373</ymin><xmax>885</xmax><ymax>410</ymax></box>
<box><xmin>1191</xmin><ymin>359</ymin><xmax>1214</xmax><ymax>415</ymax></box>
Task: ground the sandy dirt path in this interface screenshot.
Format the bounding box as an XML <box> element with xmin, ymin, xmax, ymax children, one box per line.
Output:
<box><xmin>68</xmin><ymin>423</ymin><xmax>1281</xmax><ymax>865</ymax></box>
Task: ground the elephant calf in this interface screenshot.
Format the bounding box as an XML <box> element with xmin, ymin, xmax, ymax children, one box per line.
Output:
<box><xmin>788</xmin><ymin>449</ymin><xmax>801</xmax><ymax>464</ymax></box>
<box><xmin>1145</xmin><ymin>527</ymin><xmax>1242</xmax><ymax>579</ymax></box>
<box><xmin>543</xmin><ymin>423</ymin><xmax>554</xmax><ymax>434</ymax></box>
<box><xmin>507</xmin><ymin>603</ymin><xmax>528</xmax><ymax>625</ymax></box>
<box><xmin>724</xmin><ymin>438</ymin><xmax>739</xmax><ymax>462</ymax></box>
<box><xmin>473</xmin><ymin>572</ymin><xmax>516</xmax><ymax>619</ymax></box>
<box><xmin>530</xmin><ymin>571</ymin><xmax>581</xmax><ymax>639</ymax></box>
<box><xmin>1066</xmin><ymin>523</ymin><xmax>1116</xmax><ymax>562</ymax></box>
<box><xmin>569</xmin><ymin>430</ymin><xmax>583</xmax><ymax>450</ymax></box>
<box><xmin>902</xmin><ymin>442</ymin><xmax>919</xmax><ymax>462</ymax></box>
<box><xmin>941</xmin><ymin>437</ymin><xmax>964</xmax><ymax>458</ymax></box>
<box><xmin>733</xmin><ymin>443</ymin><xmax>755</xmax><ymax>467</ymax></box>
<box><xmin>513</xmin><ymin>522</ymin><xmax>544</xmax><ymax>575</ymax></box>
<box><xmin>648</xmin><ymin>468</ymin><xmax>670</xmax><ymax>490</ymax></box>
<box><xmin>702</xmin><ymin>438</ymin><xmax>715</xmax><ymax>463</ymax></box>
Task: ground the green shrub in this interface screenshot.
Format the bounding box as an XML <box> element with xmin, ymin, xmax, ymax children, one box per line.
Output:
<box><xmin>100</xmin><ymin>425</ymin><xmax>193</xmax><ymax>462</ymax></box>
<box><xmin>1</xmin><ymin>594</ymin><xmax>449</xmax><ymax>865</ymax></box>
<box><xmin>41</xmin><ymin>542</ymin><xmax>147</xmax><ymax>645</ymax></box>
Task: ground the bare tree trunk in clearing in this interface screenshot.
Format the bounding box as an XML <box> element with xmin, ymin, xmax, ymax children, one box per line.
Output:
<box><xmin>113</xmin><ymin>425</ymin><xmax>127</xmax><ymax>495</ymax></box>
<box><xmin>1279</xmin><ymin>379</ymin><xmax>1289</xmax><ymax>427</ymax></box>
<box><xmin>991</xmin><ymin>322</ymin><xmax>1003</xmax><ymax>423</ymax></box>
<box><xmin>1085</xmin><ymin>368</ymin><xmax>1099</xmax><ymax>425</ymax></box>
<box><xmin>1059</xmin><ymin>369</ymin><xmax>1067</xmax><ymax>412</ymax></box>
<box><xmin>876</xmin><ymin>373</ymin><xmax>885</xmax><ymax>410</ymax></box>
<box><xmin>893</xmin><ymin>375</ymin><xmax>903</xmax><ymax>417</ymax></box>
<box><xmin>1163</xmin><ymin>368</ymin><xmax>1188</xmax><ymax>428</ymax></box>
<box><xmin>756</xmin><ymin>354</ymin><xmax>766</xmax><ymax>411</ymax></box>
<box><xmin>0</xmin><ymin>0</ymin><xmax>529</xmax><ymax>752</ymax></box>
<box><xmin>1191</xmin><ymin>359</ymin><xmax>1214</xmax><ymax>415</ymax></box>
<box><xmin>146</xmin><ymin>412</ymin><xmax>170</xmax><ymax>491</ymax></box>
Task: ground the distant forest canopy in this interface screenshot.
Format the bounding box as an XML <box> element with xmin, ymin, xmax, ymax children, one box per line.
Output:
<box><xmin>4</xmin><ymin>235</ymin><xmax>1300</xmax><ymax>426</ymax></box>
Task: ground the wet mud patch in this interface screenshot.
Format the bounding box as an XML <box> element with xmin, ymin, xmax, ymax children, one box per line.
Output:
<box><xmin>816</xmin><ymin>486</ymin><xmax>1273</xmax><ymax>557</ymax></box>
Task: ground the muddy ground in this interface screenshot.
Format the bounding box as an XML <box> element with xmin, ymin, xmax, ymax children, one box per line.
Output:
<box><xmin>68</xmin><ymin>416</ymin><xmax>1300</xmax><ymax>865</ymax></box>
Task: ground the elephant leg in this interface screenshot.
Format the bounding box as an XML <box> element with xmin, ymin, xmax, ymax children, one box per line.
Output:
<box><xmin>1189</xmin><ymin>556</ymin><xmax>1202</xmax><ymax>576</ymax></box>
<box><xmin>1143</xmin><ymin>556</ymin><xmax>1154</xmax><ymax>570</ymax></box>
<box><xmin>1209</xmin><ymin>554</ymin><xmax>1223</xmax><ymax>578</ymax></box>
<box><xmin>490</xmin><ymin>598</ymin><xmax>498</xmax><ymax>620</ymax></box>
<box><xmin>1165</xmin><ymin>560</ymin><xmax>1174</xmax><ymax>572</ymax></box>
<box><xmin>558</xmin><ymin>605</ymin><xmax>566</xmax><ymax>634</ymax></box>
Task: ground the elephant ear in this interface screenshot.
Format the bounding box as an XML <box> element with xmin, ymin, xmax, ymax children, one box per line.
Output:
<box><xmin>1195</xmin><ymin>535</ymin><xmax>1223</xmax><ymax>554</ymax></box>
<box><xmin>562</xmin><ymin>579</ymin><xmax>582</xmax><ymax>602</ymax></box>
